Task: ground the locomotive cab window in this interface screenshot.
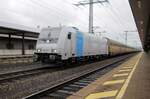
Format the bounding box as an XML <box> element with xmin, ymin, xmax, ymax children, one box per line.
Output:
<box><xmin>68</xmin><ymin>32</ymin><xmax>72</xmax><ymax>40</ymax></box>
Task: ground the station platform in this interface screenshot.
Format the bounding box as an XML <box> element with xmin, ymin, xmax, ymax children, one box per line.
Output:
<box><xmin>0</xmin><ymin>55</ymin><xmax>33</xmax><ymax>64</ymax></box>
<box><xmin>67</xmin><ymin>52</ymin><xmax>150</xmax><ymax>99</ymax></box>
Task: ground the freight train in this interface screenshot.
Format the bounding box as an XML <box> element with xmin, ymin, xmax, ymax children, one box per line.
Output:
<box><xmin>34</xmin><ymin>26</ymin><xmax>137</xmax><ymax>64</ymax></box>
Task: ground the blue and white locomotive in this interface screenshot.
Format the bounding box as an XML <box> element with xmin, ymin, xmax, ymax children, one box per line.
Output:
<box><xmin>34</xmin><ymin>26</ymin><xmax>108</xmax><ymax>63</ymax></box>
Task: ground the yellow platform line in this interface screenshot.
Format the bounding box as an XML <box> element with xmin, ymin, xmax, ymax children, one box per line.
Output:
<box><xmin>118</xmin><ymin>69</ymin><xmax>132</xmax><ymax>72</ymax></box>
<box><xmin>103</xmin><ymin>79</ymin><xmax>125</xmax><ymax>85</ymax></box>
<box><xmin>113</xmin><ymin>73</ymin><xmax>129</xmax><ymax>77</ymax></box>
<box><xmin>85</xmin><ymin>90</ymin><xmax>118</xmax><ymax>99</ymax></box>
<box><xmin>116</xmin><ymin>53</ymin><xmax>143</xmax><ymax>99</ymax></box>
<box><xmin>122</xmin><ymin>66</ymin><xmax>133</xmax><ymax>69</ymax></box>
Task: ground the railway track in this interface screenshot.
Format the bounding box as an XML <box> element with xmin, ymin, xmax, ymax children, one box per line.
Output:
<box><xmin>0</xmin><ymin>58</ymin><xmax>108</xmax><ymax>83</ymax></box>
<box><xmin>0</xmin><ymin>56</ymin><xmax>106</xmax><ymax>83</ymax></box>
<box><xmin>23</xmin><ymin>54</ymin><xmax>134</xmax><ymax>99</ymax></box>
<box><xmin>0</xmin><ymin>66</ymin><xmax>59</xmax><ymax>83</ymax></box>
<box><xmin>0</xmin><ymin>54</ymin><xmax>127</xmax><ymax>83</ymax></box>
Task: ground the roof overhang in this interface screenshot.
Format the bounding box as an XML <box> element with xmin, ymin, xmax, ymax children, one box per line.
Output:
<box><xmin>129</xmin><ymin>0</ymin><xmax>150</xmax><ymax>52</ymax></box>
<box><xmin>0</xmin><ymin>21</ymin><xmax>40</xmax><ymax>38</ymax></box>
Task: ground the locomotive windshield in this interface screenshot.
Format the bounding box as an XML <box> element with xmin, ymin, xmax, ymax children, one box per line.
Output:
<box><xmin>38</xmin><ymin>28</ymin><xmax>61</xmax><ymax>44</ymax></box>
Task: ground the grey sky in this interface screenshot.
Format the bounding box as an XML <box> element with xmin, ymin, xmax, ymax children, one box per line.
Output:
<box><xmin>0</xmin><ymin>0</ymin><xmax>142</xmax><ymax>48</ymax></box>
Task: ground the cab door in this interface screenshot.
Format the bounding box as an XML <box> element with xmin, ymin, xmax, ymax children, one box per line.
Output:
<box><xmin>66</xmin><ymin>32</ymin><xmax>72</xmax><ymax>58</ymax></box>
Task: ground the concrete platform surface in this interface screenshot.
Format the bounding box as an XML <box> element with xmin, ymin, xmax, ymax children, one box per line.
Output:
<box><xmin>67</xmin><ymin>52</ymin><xmax>150</xmax><ymax>99</ymax></box>
<box><xmin>122</xmin><ymin>52</ymin><xmax>150</xmax><ymax>99</ymax></box>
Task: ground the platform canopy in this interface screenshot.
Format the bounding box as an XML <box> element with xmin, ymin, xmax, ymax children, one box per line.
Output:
<box><xmin>129</xmin><ymin>0</ymin><xmax>150</xmax><ymax>52</ymax></box>
<box><xmin>0</xmin><ymin>21</ymin><xmax>39</xmax><ymax>38</ymax></box>
<box><xmin>0</xmin><ymin>21</ymin><xmax>40</xmax><ymax>55</ymax></box>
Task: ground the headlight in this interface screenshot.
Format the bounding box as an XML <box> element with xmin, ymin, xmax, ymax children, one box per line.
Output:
<box><xmin>46</xmin><ymin>40</ymin><xmax>50</xmax><ymax>43</ymax></box>
<box><xmin>52</xmin><ymin>49</ymin><xmax>57</xmax><ymax>53</ymax></box>
<box><xmin>54</xmin><ymin>49</ymin><xmax>57</xmax><ymax>53</ymax></box>
<box><xmin>37</xmin><ymin>49</ymin><xmax>41</xmax><ymax>52</ymax></box>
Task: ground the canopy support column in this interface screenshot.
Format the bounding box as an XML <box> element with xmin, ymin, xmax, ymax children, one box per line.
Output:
<box><xmin>8</xmin><ymin>33</ymin><xmax>11</xmax><ymax>49</ymax></box>
<box><xmin>22</xmin><ymin>33</ymin><xmax>25</xmax><ymax>55</ymax></box>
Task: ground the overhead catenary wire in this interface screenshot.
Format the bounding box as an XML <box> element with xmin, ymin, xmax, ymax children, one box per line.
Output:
<box><xmin>1</xmin><ymin>0</ymin><xmax>140</xmax><ymax>47</ymax></box>
<box><xmin>29</xmin><ymin>0</ymin><xmax>90</xmax><ymax>29</ymax></box>
<box><xmin>97</xmin><ymin>1</ymin><xmax>137</xmax><ymax>42</ymax></box>
<box><xmin>64</xmin><ymin>0</ymin><xmax>109</xmax><ymax>33</ymax></box>
<box><xmin>69</xmin><ymin>0</ymin><xmax>125</xmax><ymax>39</ymax></box>
<box><xmin>73</xmin><ymin>0</ymin><xmax>109</xmax><ymax>34</ymax></box>
<box><xmin>29</xmin><ymin>0</ymin><xmax>134</xmax><ymax>43</ymax></box>
<box><xmin>98</xmin><ymin>4</ymin><xmax>125</xmax><ymax>31</ymax></box>
<box><xmin>29</xmin><ymin>0</ymin><xmax>122</xmax><ymax>36</ymax></box>
<box><xmin>107</xmin><ymin>0</ymin><xmax>129</xmax><ymax>29</ymax></box>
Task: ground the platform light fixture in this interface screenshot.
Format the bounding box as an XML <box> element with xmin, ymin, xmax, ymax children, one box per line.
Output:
<box><xmin>137</xmin><ymin>0</ymin><xmax>142</xmax><ymax>8</ymax></box>
<box><xmin>140</xmin><ymin>20</ymin><xmax>144</xmax><ymax>25</ymax></box>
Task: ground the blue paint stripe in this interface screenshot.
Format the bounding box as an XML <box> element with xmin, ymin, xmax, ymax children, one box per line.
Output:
<box><xmin>76</xmin><ymin>31</ymin><xmax>84</xmax><ymax>57</ymax></box>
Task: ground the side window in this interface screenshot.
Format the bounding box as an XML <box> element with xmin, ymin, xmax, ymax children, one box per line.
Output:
<box><xmin>68</xmin><ymin>32</ymin><xmax>72</xmax><ymax>40</ymax></box>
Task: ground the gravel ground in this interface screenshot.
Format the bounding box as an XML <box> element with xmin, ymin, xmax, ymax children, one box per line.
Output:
<box><xmin>0</xmin><ymin>62</ymin><xmax>55</xmax><ymax>75</ymax></box>
<box><xmin>0</xmin><ymin>54</ymin><xmax>134</xmax><ymax>99</ymax></box>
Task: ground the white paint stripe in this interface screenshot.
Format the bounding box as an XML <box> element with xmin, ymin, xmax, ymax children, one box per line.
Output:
<box><xmin>113</xmin><ymin>73</ymin><xmax>129</xmax><ymax>77</ymax></box>
<box><xmin>118</xmin><ymin>69</ymin><xmax>132</xmax><ymax>72</ymax></box>
<box><xmin>122</xmin><ymin>67</ymin><xmax>133</xmax><ymax>69</ymax></box>
<box><xmin>116</xmin><ymin>53</ymin><xmax>143</xmax><ymax>99</ymax></box>
<box><xmin>103</xmin><ymin>79</ymin><xmax>125</xmax><ymax>85</ymax></box>
<box><xmin>85</xmin><ymin>90</ymin><xmax>118</xmax><ymax>99</ymax></box>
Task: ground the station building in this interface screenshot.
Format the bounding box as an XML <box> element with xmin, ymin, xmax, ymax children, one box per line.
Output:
<box><xmin>0</xmin><ymin>21</ymin><xmax>39</xmax><ymax>56</ymax></box>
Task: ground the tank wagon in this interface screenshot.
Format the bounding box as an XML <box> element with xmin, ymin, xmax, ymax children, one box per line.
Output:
<box><xmin>34</xmin><ymin>26</ymin><xmax>137</xmax><ymax>64</ymax></box>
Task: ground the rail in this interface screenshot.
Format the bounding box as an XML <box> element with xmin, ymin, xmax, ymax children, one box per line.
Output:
<box><xmin>23</xmin><ymin>53</ymin><xmax>134</xmax><ymax>99</ymax></box>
